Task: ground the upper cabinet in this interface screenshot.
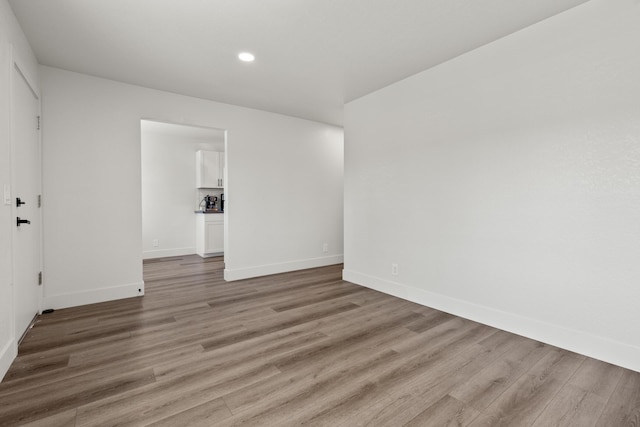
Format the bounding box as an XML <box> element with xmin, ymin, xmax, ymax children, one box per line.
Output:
<box><xmin>196</xmin><ymin>150</ymin><xmax>225</xmax><ymax>188</ymax></box>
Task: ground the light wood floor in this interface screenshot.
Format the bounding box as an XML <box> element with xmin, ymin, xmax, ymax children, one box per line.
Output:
<box><xmin>1</xmin><ymin>255</ymin><xmax>639</xmax><ymax>426</ymax></box>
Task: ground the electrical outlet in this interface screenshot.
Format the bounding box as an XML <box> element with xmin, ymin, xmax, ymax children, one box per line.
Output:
<box><xmin>152</xmin><ymin>239</ymin><xmax>159</xmax><ymax>247</ymax></box>
<box><xmin>322</xmin><ymin>243</ymin><xmax>329</xmax><ymax>253</ymax></box>
<box><xmin>391</xmin><ymin>263</ymin><xmax>399</xmax><ymax>276</ymax></box>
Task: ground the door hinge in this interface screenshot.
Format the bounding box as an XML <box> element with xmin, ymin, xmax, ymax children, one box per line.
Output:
<box><xmin>37</xmin><ymin>115</ymin><xmax>41</xmax><ymax>130</ymax></box>
<box><xmin>38</xmin><ymin>194</ymin><xmax>41</xmax><ymax>208</ymax></box>
<box><xmin>38</xmin><ymin>271</ymin><xmax>42</xmax><ymax>286</ymax></box>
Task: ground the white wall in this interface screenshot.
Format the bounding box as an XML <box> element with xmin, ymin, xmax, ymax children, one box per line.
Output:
<box><xmin>40</xmin><ymin>65</ymin><xmax>344</xmax><ymax>309</ymax></box>
<box><xmin>344</xmin><ymin>0</ymin><xmax>640</xmax><ymax>372</ymax></box>
<box><xmin>0</xmin><ymin>0</ymin><xmax>39</xmax><ymax>380</ymax></box>
<box><xmin>141</xmin><ymin>128</ymin><xmax>223</xmax><ymax>259</ymax></box>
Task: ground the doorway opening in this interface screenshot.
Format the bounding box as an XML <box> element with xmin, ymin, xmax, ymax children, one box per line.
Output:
<box><xmin>140</xmin><ymin>120</ymin><xmax>227</xmax><ymax>265</ymax></box>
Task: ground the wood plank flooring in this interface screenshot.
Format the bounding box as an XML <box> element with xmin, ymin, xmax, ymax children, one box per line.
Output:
<box><xmin>1</xmin><ymin>255</ymin><xmax>639</xmax><ymax>426</ymax></box>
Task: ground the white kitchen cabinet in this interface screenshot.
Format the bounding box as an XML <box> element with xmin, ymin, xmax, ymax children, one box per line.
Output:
<box><xmin>196</xmin><ymin>213</ymin><xmax>224</xmax><ymax>257</ymax></box>
<box><xmin>196</xmin><ymin>150</ymin><xmax>224</xmax><ymax>188</ymax></box>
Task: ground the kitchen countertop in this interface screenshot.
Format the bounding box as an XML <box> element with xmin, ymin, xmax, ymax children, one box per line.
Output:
<box><xmin>194</xmin><ymin>210</ymin><xmax>224</xmax><ymax>214</ymax></box>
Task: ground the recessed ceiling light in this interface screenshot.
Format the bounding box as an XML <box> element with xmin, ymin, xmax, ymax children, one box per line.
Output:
<box><xmin>238</xmin><ymin>52</ymin><xmax>255</xmax><ymax>62</ymax></box>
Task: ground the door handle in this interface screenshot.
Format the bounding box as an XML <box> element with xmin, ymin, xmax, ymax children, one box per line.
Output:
<box><xmin>16</xmin><ymin>217</ymin><xmax>31</xmax><ymax>226</ymax></box>
<box><xmin>16</xmin><ymin>197</ymin><xmax>26</xmax><ymax>207</ymax></box>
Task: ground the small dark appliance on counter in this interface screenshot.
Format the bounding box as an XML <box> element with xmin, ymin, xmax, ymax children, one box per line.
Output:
<box><xmin>204</xmin><ymin>195</ymin><xmax>218</xmax><ymax>211</ymax></box>
<box><xmin>220</xmin><ymin>193</ymin><xmax>224</xmax><ymax>212</ymax></box>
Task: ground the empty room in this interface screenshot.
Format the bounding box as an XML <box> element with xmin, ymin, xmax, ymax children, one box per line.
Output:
<box><xmin>1</xmin><ymin>0</ymin><xmax>639</xmax><ymax>425</ymax></box>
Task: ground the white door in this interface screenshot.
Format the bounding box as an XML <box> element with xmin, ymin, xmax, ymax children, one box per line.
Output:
<box><xmin>12</xmin><ymin>62</ymin><xmax>42</xmax><ymax>340</ymax></box>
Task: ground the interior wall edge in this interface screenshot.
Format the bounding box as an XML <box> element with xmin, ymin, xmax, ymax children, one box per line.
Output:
<box><xmin>342</xmin><ymin>268</ymin><xmax>640</xmax><ymax>374</ymax></box>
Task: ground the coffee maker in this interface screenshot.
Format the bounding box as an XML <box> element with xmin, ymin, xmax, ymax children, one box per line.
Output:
<box><xmin>204</xmin><ymin>195</ymin><xmax>217</xmax><ymax>211</ymax></box>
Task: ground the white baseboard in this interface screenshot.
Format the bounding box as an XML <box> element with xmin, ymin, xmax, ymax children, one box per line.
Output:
<box><xmin>225</xmin><ymin>255</ymin><xmax>344</xmax><ymax>281</ymax></box>
<box><xmin>197</xmin><ymin>252</ymin><xmax>223</xmax><ymax>258</ymax></box>
<box><xmin>0</xmin><ymin>338</ymin><xmax>17</xmax><ymax>383</ymax></box>
<box><xmin>143</xmin><ymin>247</ymin><xmax>196</xmax><ymax>260</ymax></box>
<box><xmin>343</xmin><ymin>269</ymin><xmax>640</xmax><ymax>374</ymax></box>
<box><xmin>43</xmin><ymin>281</ymin><xmax>145</xmax><ymax>310</ymax></box>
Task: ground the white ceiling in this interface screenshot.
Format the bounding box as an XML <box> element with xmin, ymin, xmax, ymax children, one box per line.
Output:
<box><xmin>9</xmin><ymin>0</ymin><xmax>590</xmax><ymax>126</ymax></box>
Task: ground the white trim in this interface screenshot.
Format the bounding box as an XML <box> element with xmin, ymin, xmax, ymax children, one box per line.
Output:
<box><xmin>224</xmin><ymin>255</ymin><xmax>344</xmax><ymax>281</ymax></box>
<box><xmin>4</xmin><ymin>45</ymin><xmax>16</xmax><ymax>383</ymax></box>
<box><xmin>342</xmin><ymin>268</ymin><xmax>640</xmax><ymax>373</ymax></box>
<box><xmin>143</xmin><ymin>247</ymin><xmax>196</xmax><ymax>260</ymax></box>
<box><xmin>43</xmin><ymin>281</ymin><xmax>145</xmax><ymax>310</ymax></box>
<box><xmin>0</xmin><ymin>338</ymin><xmax>17</xmax><ymax>383</ymax></box>
<box><xmin>197</xmin><ymin>252</ymin><xmax>223</xmax><ymax>259</ymax></box>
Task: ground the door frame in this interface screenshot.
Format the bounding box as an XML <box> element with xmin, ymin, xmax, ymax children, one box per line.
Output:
<box><xmin>10</xmin><ymin>48</ymin><xmax>44</xmax><ymax>343</ymax></box>
<box><xmin>139</xmin><ymin>118</ymin><xmax>229</xmax><ymax>264</ymax></box>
